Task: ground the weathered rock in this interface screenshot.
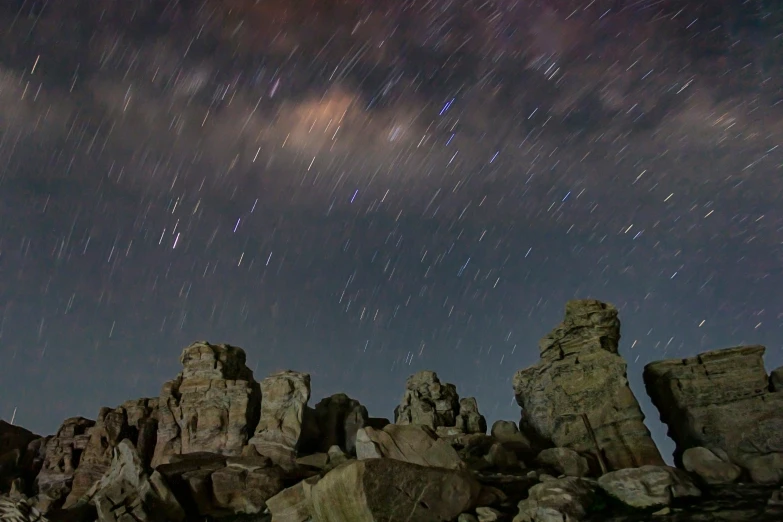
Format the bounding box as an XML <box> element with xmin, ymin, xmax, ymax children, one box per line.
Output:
<box><xmin>0</xmin><ymin>423</ymin><xmax>38</xmax><ymax>464</ymax></box>
<box><xmin>746</xmin><ymin>453</ymin><xmax>783</xmax><ymax>485</ymax></box>
<box><xmin>63</xmin><ymin>398</ymin><xmax>158</xmax><ymax>508</ymax></box>
<box><xmin>458</xmin><ymin>514</ymin><xmax>479</xmax><ymax>522</ymax></box>
<box><xmin>266</xmin><ymin>475</ymin><xmax>319</xmax><ymax>522</ymax></box>
<box><xmin>35</xmin><ymin>418</ymin><xmax>94</xmax><ymax>509</ymax></box>
<box><xmin>249</xmin><ymin>370</ymin><xmax>310</xmax><ymax>468</ymax></box>
<box><xmin>644</xmin><ymin>345</ymin><xmax>783</xmax><ymax>481</ymax></box>
<box><xmin>151</xmin><ymin>342</ymin><xmax>260</xmax><ymax>467</ymax></box>
<box><xmin>309</xmin><ymin>458</ymin><xmax>480</xmax><ymax>522</ymax></box>
<box><xmin>475</xmin><ymin>506</ymin><xmax>502</xmax><ymax>521</ymax></box>
<box><xmin>513</xmin><ymin>477</ymin><xmax>595</xmax><ymax>522</ymax></box>
<box><xmin>597</xmin><ymin>465</ymin><xmax>701</xmax><ymax>509</ymax></box>
<box><xmin>208</xmin><ymin>458</ymin><xmax>286</xmax><ymax>515</ymax></box>
<box><xmin>355</xmin><ymin>424</ymin><xmax>464</xmax><ymax>470</ymax></box>
<box><xmin>0</xmin><ymin>496</ymin><xmax>48</xmax><ymax>522</ymax></box>
<box><xmin>456</xmin><ymin>398</ymin><xmax>487</xmax><ymax>435</ymax></box>
<box><xmin>682</xmin><ymin>447</ymin><xmax>742</xmax><ymax>485</ymax></box>
<box><xmin>771</xmin><ymin>366</ymin><xmax>783</xmax><ymax>392</ymax></box>
<box><xmin>490</xmin><ymin>421</ymin><xmax>535</xmax><ymax>458</ymax></box>
<box><xmin>312</xmin><ymin>393</ymin><xmax>369</xmax><ymax>455</ymax></box>
<box><xmin>535</xmin><ymin>447</ymin><xmax>589</xmax><ymax>478</ymax></box>
<box><xmin>394</xmin><ymin>371</ymin><xmax>461</xmax><ymax>430</ymax></box>
<box><xmin>81</xmin><ymin>440</ymin><xmax>184</xmax><ymax>522</ymax></box>
<box><xmin>485</xmin><ymin>443</ymin><xmax>521</xmax><ymax>471</ymax></box>
<box><xmin>295</xmin><ymin>453</ymin><xmax>329</xmax><ymax>470</ymax></box>
<box><xmin>513</xmin><ymin>300</ymin><xmax>664</xmax><ymax>471</ymax></box>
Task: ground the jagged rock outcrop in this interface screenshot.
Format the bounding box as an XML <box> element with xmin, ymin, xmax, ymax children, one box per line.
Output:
<box><xmin>644</xmin><ymin>345</ymin><xmax>783</xmax><ymax>484</ymax></box>
<box><xmin>513</xmin><ymin>299</ymin><xmax>664</xmax><ymax>471</ymax></box>
<box><xmin>34</xmin><ymin>418</ymin><xmax>94</xmax><ymax>510</ymax></box>
<box><xmin>63</xmin><ymin>399</ymin><xmax>158</xmax><ymax>508</ymax></box>
<box><xmin>151</xmin><ymin>342</ymin><xmax>261</xmax><ymax>467</ymax></box>
<box><xmin>311</xmin><ymin>393</ymin><xmax>369</xmax><ymax>455</ymax></box>
<box><xmin>80</xmin><ymin>439</ymin><xmax>184</xmax><ymax>522</ymax></box>
<box><xmin>249</xmin><ymin>370</ymin><xmax>310</xmax><ymax>468</ymax></box>
<box><xmin>0</xmin><ymin>496</ymin><xmax>47</xmax><ymax>522</ymax></box>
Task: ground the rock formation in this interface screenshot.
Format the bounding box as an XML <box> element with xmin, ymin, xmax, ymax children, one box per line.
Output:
<box><xmin>248</xmin><ymin>370</ymin><xmax>310</xmax><ymax>468</ymax></box>
<box><xmin>151</xmin><ymin>342</ymin><xmax>261</xmax><ymax>467</ymax></box>
<box><xmin>513</xmin><ymin>299</ymin><xmax>664</xmax><ymax>470</ymax></box>
<box><xmin>2</xmin><ymin>301</ymin><xmax>783</xmax><ymax>522</ymax></box>
<box><xmin>394</xmin><ymin>370</ymin><xmax>487</xmax><ymax>436</ymax></box>
<box><xmin>644</xmin><ymin>345</ymin><xmax>783</xmax><ymax>483</ymax></box>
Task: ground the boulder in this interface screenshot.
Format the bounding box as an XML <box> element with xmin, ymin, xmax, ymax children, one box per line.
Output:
<box><xmin>355</xmin><ymin>424</ymin><xmax>464</xmax><ymax>470</ymax></box>
<box><xmin>249</xmin><ymin>370</ymin><xmax>311</xmax><ymax>468</ymax></box>
<box><xmin>682</xmin><ymin>447</ymin><xmax>741</xmax><ymax>485</ymax></box>
<box><xmin>535</xmin><ymin>448</ymin><xmax>589</xmax><ymax>478</ymax></box>
<box><xmin>309</xmin><ymin>458</ymin><xmax>480</xmax><ymax>522</ymax></box>
<box><xmin>312</xmin><ymin>393</ymin><xmax>369</xmax><ymax>455</ymax></box>
<box><xmin>394</xmin><ymin>371</ymin><xmax>460</xmax><ymax>430</ymax></box>
<box><xmin>455</xmin><ymin>398</ymin><xmax>487</xmax><ymax>435</ymax></box>
<box><xmin>81</xmin><ymin>439</ymin><xmax>184</xmax><ymax>522</ymax></box>
<box><xmin>63</xmin><ymin>398</ymin><xmax>157</xmax><ymax>508</ymax></box>
<box><xmin>644</xmin><ymin>345</ymin><xmax>783</xmax><ymax>481</ymax></box>
<box><xmin>34</xmin><ymin>418</ymin><xmax>94</xmax><ymax>510</ymax></box>
<box><xmin>513</xmin><ymin>477</ymin><xmax>595</xmax><ymax>522</ymax></box>
<box><xmin>513</xmin><ymin>300</ymin><xmax>664</xmax><ymax>471</ymax></box>
<box><xmin>151</xmin><ymin>342</ymin><xmax>261</xmax><ymax>467</ymax></box>
<box><xmin>597</xmin><ymin>465</ymin><xmax>701</xmax><ymax>509</ymax></box>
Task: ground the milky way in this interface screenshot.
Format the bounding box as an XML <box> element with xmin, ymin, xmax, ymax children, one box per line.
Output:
<box><xmin>1</xmin><ymin>0</ymin><xmax>782</xmax><ymax>461</ymax></box>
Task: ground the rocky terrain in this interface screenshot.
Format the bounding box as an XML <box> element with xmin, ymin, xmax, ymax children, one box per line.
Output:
<box><xmin>1</xmin><ymin>299</ymin><xmax>782</xmax><ymax>522</ymax></box>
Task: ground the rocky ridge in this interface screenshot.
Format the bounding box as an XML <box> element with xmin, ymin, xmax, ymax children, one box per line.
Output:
<box><xmin>0</xmin><ymin>299</ymin><xmax>780</xmax><ymax>522</ymax></box>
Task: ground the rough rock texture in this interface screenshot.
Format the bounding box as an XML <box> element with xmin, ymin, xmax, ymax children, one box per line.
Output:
<box><xmin>455</xmin><ymin>398</ymin><xmax>487</xmax><ymax>435</ymax></box>
<box><xmin>644</xmin><ymin>345</ymin><xmax>783</xmax><ymax>480</ymax></box>
<box><xmin>63</xmin><ymin>398</ymin><xmax>158</xmax><ymax>508</ymax></box>
<box><xmin>0</xmin><ymin>496</ymin><xmax>47</xmax><ymax>522</ymax></box>
<box><xmin>151</xmin><ymin>342</ymin><xmax>260</xmax><ymax>467</ymax></box>
<box><xmin>771</xmin><ymin>366</ymin><xmax>783</xmax><ymax>392</ymax></box>
<box><xmin>682</xmin><ymin>447</ymin><xmax>742</xmax><ymax>485</ymax></box>
<box><xmin>81</xmin><ymin>440</ymin><xmax>184</xmax><ymax>522</ymax></box>
<box><xmin>355</xmin><ymin>424</ymin><xmax>465</xmax><ymax>470</ymax></box>
<box><xmin>312</xmin><ymin>393</ymin><xmax>368</xmax><ymax>455</ymax></box>
<box><xmin>513</xmin><ymin>477</ymin><xmax>595</xmax><ymax>522</ymax></box>
<box><xmin>266</xmin><ymin>475</ymin><xmax>318</xmax><ymax>522</ymax></box>
<box><xmin>597</xmin><ymin>465</ymin><xmax>701</xmax><ymax>509</ymax></box>
<box><xmin>535</xmin><ymin>448</ymin><xmax>589</xmax><ymax>478</ymax></box>
<box><xmin>513</xmin><ymin>300</ymin><xmax>664</xmax><ymax>471</ymax></box>
<box><xmin>156</xmin><ymin>454</ymin><xmax>286</xmax><ymax>517</ymax></box>
<box><xmin>309</xmin><ymin>459</ymin><xmax>480</xmax><ymax>522</ymax></box>
<box><xmin>249</xmin><ymin>370</ymin><xmax>310</xmax><ymax>468</ymax></box>
<box><xmin>34</xmin><ymin>418</ymin><xmax>94</xmax><ymax>508</ymax></box>
<box><xmin>394</xmin><ymin>371</ymin><xmax>461</xmax><ymax>429</ymax></box>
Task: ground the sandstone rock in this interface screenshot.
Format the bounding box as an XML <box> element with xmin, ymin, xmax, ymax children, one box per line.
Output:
<box><xmin>249</xmin><ymin>370</ymin><xmax>310</xmax><ymax>468</ymax></box>
<box><xmin>312</xmin><ymin>393</ymin><xmax>369</xmax><ymax>455</ymax></box>
<box><xmin>456</xmin><ymin>398</ymin><xmax>487</xmax><ymax>435</ymax></box>
<box><xmin>0</xmin><ymin>423</ymin><xmax>38</xmax><ymax>463</ymax></box>
<box><xmin>35</xmin><ymin>418</ymin><xmax>94</xmax><ymax>509</ymax></box>
<box><xmin>63</xmin><ymin>398</ymin><xmax>158</xmax><ymax>508</ymax></box>
<box><xmin>265</xmin><ymin>475</ymin><xmax>318</xmax><ymax>522</ymax></box>
<box><xmin>151</xmin><ymin>342</ymin><xmax>260</xmax><ymax>467</ymax></box>
<box><xmin>295</xmin><ymin>453</ymin><xmax>329</xmax><ymax>470</ymax></box>
<box><xmin>746</xmin><ymin>453</ymin><xmax>783</xmax><ymax>485</ymax></box>
<box><xmin>309</xmin><ymin>458</ymin><xmax>480</xmax><ymax>522</ymax></box>
<box><xmin>81</xmin><ymin>439</ymin><xmax>184</xmax><ymax>522</ymax></box>
<box><xmin>644</xmin><ymin>345</ymin><xmax>783</xmax><ymax>480</ymax></box>
<box><xmin>513</xmin><ymin>300</ymin><xmax>664</xmax><ymax>471</ymax></box>
<box><xmin>0</xmin><ymin>496</ymin><xmax>47</xmax><ymax>522</ymax></box>
<box><xmin>208</xmin><ymin>459</ymin><xmax>285</xmax><ymax>515</ymax></box>
<box><xmin>771</xmin><ymin>366</ymin><xmax>783</xmax><ymax>392</ymax></box>
<box><xmin>535</xmin><ymin>447</ymin><xmax>589</xmax><ymax>478</ymax></box>
<box><xmin>394</xmin><ymin>370</ymin><xmax>460</xmax><ymax>429</ymax></box>
<box><xmin>597</xmin><ymin>465</ymin><xmax>701</xmax><ymax>509</ymax></box>
<box><xmin>513</xmin><ymin>477</ymin><xmax>595</xmax><ymax>522</ymax></box>
<box><xmin>355</xmin><ymin>424</ymin><xmax>464</xmax><ymax>470</ymax></box>
<box><xmin>490</xmin><ymin>420</ymin><xmax>535</xmax><ymax>458</ymax></box>
<box><xmin>682</xmin><ymin>447</ymin><xmax>742</xmax><ymax>485</ymax></box>
<box><xmin>485</xmin><ymin>443</ymin><xmax>521</xmax><ymax>471</ymax></box>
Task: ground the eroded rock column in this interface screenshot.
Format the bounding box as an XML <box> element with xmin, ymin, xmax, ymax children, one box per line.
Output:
<box><xmin>513</xmin><ymin>299</ymin><xmax>663</xmax><ymax>470</ymax></box>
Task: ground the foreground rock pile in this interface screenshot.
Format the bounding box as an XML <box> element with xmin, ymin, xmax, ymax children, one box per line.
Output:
<box><xmin>1</xmin><ymin>299</ymin><xmax>782</xmax><ymax>522</ymax></box>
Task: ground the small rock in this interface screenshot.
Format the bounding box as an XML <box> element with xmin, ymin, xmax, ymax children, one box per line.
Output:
<box><xmin>652</xmin><ymin>506</ymin><xmax>671</xmax><ymax>516</ymax></box>
<box><xmin>513</xmin><ymin>477</ymin><xmax>595</xmax><ymax>522</ymax></box>
<box><xmin>476</xmin><ymin>506</ymin><xmax>502</xmax><ymax>521</ymax></box>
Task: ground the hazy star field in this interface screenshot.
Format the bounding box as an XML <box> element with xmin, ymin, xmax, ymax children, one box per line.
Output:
<box><xmin>1</xmin><ymin>0</ymin><xmax>782</xmax><ymax>461</ymax></box>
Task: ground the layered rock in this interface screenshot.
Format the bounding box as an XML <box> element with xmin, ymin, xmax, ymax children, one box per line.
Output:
<box><xmin>34</xmin><ymin>418</ymin><xmax>94</xmax><ymax>508</ymax></box>
<box><xmin>644</xmin><ymin>345</ymin><xmax>783</xmax><ymax>483</ymax></box>
<box><xmin>395</xmin><ymin>371</ymin><xmax>486</xmax><ymax>435</ymax></box>
<box><xmin>248</xmin><ymin>370</ymin><xmax>310</xmax><ymax>468</ymax></box>
<box><xmin>151</xmin><ymin>342</ymin><xmax>261</xmax><ymax>467</ymax></box>
<box><xmin>62</xmin><ymin>398</ymin><xmax>158</xmax><ymax>508</ymax></box>
<box><xmin>513</xmin><ymin>299</ymin><xmax>664</xmax><ymax>470</ymax></box>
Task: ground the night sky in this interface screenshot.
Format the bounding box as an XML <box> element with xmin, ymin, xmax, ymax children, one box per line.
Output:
<box><xmin>1</xmin><ymin>0</ymin><xmax>782</xmax><ymax>462</ymax></box>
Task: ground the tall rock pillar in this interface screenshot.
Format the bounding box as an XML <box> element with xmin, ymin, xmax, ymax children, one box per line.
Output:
<box><xmin>513</xmin><ymin>299</ymin><xmax>663</xmax><ymax>470</ymax></box>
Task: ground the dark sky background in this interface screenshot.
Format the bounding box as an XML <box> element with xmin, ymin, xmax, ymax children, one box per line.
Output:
<box><xmin>1</xmin><ymin>0</ymin><xmax>782</xmax><ymax>463</ymax></box>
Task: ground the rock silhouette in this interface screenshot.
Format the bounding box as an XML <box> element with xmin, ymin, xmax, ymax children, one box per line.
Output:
<box><xmin>0</xmin><ymin>299</ymin><xmax>781</xmax><ymax>522</ymax></box>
